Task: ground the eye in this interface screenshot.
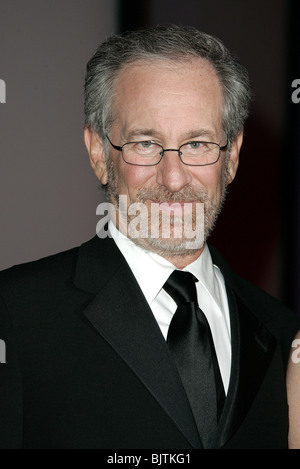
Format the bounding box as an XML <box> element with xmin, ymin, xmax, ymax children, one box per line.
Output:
<box><xmin>186</xmin><ymin>141</ymin><xmax>204</xmax><ymax>150</ymax></box>
<box><xmin>131</xmin><ymin>141</ymin><xmax>158</xmax><ymax>154</ymax></box>
<box><xmin>138</xmin><ymin>141</ymin><xmax>155</xmax><ymax>149</ymax></box>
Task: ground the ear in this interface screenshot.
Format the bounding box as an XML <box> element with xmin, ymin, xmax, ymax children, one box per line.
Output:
<box><xmin>226</xmin><ymin>131</ymin><xmax>243</xmax><ymax>184</ymax></box>
<box><xmin>84</xmin><ymin>125</ymin><xmax>108</xmax><ymax>185</ymax></box>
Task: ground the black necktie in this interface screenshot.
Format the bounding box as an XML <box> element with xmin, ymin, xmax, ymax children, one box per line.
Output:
<box><xmin>163</xmin><ymin>270</ymin><xmax>225</xmax><ymax>448</ymax></box>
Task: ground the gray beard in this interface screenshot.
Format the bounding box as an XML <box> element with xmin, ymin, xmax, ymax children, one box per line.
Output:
<box><xmin>105</xmin><ymin>158</ymin><xmax>229</xmax><ymax>257</ymax></box>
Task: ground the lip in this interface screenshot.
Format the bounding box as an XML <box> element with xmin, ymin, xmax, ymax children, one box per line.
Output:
<box><xmin>149</xmin><ymin>199</ymin><xmax>196</xmax><ymax>214</ymax></box>
<box><xmin>150</xmin><ymin>199</ymin><xmax>196</xmax><ymax>205</ymax></box>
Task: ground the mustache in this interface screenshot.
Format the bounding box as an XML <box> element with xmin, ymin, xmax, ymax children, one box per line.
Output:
<box><xmin>135</xmin><ymin>186</ymin><xmax>208</xmax><ymax>204</ymax></box>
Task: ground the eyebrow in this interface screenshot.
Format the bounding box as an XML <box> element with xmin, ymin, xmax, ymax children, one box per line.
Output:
<box><xmin>123</xmin><ymin>129</ymin><xmax>158</xmax><ymax>141</ymax></box>
<box><xmin>182</xmin><ymin>129</ymin><xmax>218</xmax><ymax>141</ymax></box>
<box><xmin>123</xmin><ymin>128</ymin><xmax>218</xmax><ymax>142</ymax></box>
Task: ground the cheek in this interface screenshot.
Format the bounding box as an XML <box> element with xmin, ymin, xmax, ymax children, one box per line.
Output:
<box><xmin>118</xmin><ymin>164</ymin><xmax>156</xmax><ymax>194</ymax></box>
<box><xmin>191</xmin><ymin>164</ymin><xmax>224</xmax><ymax>193</ymax></box>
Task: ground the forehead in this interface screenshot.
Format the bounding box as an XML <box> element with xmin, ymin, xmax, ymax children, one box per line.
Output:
<box><xmin>114</xmin><ymin>57</ymin><xmax>222</xmax><ymax>101</ymax></box>
<box><xmin>111</xmin><ymin>58</ymin><xmax>223</xmax><ymax>139</ymax></box>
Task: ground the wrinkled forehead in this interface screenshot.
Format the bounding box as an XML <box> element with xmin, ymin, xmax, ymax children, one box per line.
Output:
<box><xmin>110</xmin><ymin>57</ymin><xmax>224</xmax><ymax>138</ymax></box>
<box><xmin>111</xmin><ymin>56</ymin><xmax>223</xmax><ymax>115</ymax></box>
<box><xmin>113</xmin><ymin>56</ymin><xmax>221</xmax><ymax>95</ymax></box>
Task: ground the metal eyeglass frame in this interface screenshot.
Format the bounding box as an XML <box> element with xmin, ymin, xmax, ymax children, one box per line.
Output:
<box><xmin>106</xmin><ymin>134</ymin><xmax>228</xmax><ymax>167</ymax></box>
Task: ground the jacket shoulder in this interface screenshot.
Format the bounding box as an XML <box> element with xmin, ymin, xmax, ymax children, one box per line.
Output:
<box><xmin>0</xmin><ymin>245</ymin><xmax>80</xmax><ymax>299</ymax></box>
<box><xmin>208</xmin><ymin>243</ymin><xmax>300</xmax><ymax>341</ymax></box>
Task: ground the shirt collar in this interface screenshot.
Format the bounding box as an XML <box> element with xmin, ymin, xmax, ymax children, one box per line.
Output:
<box><xmin>109</xmin><ymin>220</ymin><xmax>174</xmax><ymax>305</ymax></box>
<box><xmin>108</xmin><ymin>220</ymin><xmax>224</xmax><ymax>310</ymax></box>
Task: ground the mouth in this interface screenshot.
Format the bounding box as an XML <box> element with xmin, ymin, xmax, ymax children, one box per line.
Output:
<box><xmin>149</xmin><ymin>199</ymin><xmax>196</xmax><ymax>215</ymax></box>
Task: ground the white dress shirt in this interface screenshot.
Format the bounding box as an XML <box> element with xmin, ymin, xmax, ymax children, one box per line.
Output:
<box><xmin>108</xmin><ymin>220</ymin><xmax>232</xmax><ymax>393</ymax></box>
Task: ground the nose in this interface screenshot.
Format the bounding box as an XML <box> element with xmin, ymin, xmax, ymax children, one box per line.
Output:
<box><xmin>156</xmin><ymin>149</ymin><xmax>192</xmax><ymax>192</ymax></box>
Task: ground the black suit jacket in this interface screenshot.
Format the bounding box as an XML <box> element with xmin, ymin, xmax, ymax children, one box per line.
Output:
<box><xmin>0</xmin><ymin>235</ymin><xmax>299</xmax><ymax>449</ymax></box>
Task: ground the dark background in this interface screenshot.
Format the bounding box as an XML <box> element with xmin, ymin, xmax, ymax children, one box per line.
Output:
<box><xmin>0</xmin><ymin>0</ymin><xmax>299</xmax><ymax>312</ymax></box>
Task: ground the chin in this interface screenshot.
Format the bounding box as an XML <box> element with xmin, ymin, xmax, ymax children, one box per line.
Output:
<box><xmin>128</xmin><ymin>234</ymin><xmax>206</xmax><ymax>257</ymax></box>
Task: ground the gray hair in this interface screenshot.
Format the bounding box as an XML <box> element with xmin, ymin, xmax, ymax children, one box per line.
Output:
<box><xmin>84</xmin><ymin>24</ymin><xmax>251</xmax><ymax>145</ymax></box>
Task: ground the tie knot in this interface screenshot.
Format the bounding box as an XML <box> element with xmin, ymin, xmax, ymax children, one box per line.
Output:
<box><xmin>163</xmin><ymin>270</ymin><xmax>198</xmax><ymax>306</ymax></box>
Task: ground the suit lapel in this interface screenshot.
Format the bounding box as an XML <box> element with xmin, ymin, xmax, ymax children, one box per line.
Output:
<box><xmin>212</xmin><ymin>281</ymin><xmax>277</xmax><ymax>448</ymax></box>
<box><xmin>74</xmin><ymin>236</ymin><xmax>202</xmax><ymax>449</ymax></box>
<box><xmin>74</xmin><ymin>238</ymin><xmax>278</xmax><ymax>449</ymax></box>
<box><xmin>208</xmin><ymin>245</ymin><xmax>279</xmax><ymax>448</ymax></box>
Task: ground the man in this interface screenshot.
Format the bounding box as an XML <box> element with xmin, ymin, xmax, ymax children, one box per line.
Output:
<box><xmin>0</xmin><ymin>24</ymin><xmax>299</xmax><ymax>449</ymax></box>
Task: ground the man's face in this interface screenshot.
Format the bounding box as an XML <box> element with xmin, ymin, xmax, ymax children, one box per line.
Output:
<box><xmin>86</xmin><ymin>58</ymin><xmax>242</xmax><ymax>261</ymax></box>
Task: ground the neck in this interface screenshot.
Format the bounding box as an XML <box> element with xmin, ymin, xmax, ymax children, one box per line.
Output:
<box><xmin>110</xmin><ymin>218</ymin><xmax>206</xmax><ymax>269</ymax></box>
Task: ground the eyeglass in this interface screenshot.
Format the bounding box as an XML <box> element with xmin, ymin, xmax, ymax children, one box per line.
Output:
<box><xmin>106</xmin><ymin>135</ymin><xmax>228</xmax><ymax>167</ymax></box>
